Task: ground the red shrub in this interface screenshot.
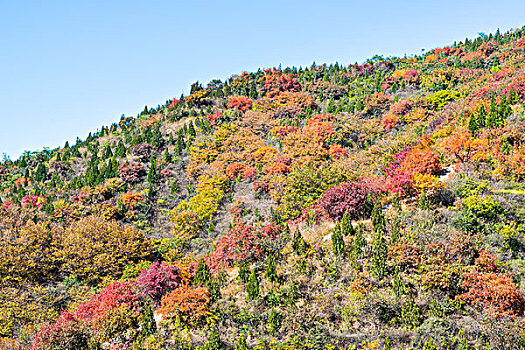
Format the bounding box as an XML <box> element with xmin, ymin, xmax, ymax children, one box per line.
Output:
<box><xmin>401</xmin><ymin>146</ymin><xmax>441</xmax><ymax>175</ymax></box>
<box><xmin>129</xmin><ymin>143</ymin><xmax>153</xmax><ymax>160</ymax></box>
<box><xmin>227</xmin><ymin>96</ymin><xmax>252</xmax><ymax>112</ymax></box>
<box><xmin>118</xmin><ymin>161</ymin><xmax>145</xmax><ymax>183</ymax></box>
<box><xmin>457</xmin><ymin>272</ymin><xmax>524</xmax><ymax>318</ymax></box>
<box><xmin>135</xmin><ymin>261</ymin><xmax>181</xmax><ymax>306</ymax></box>
<box><xmin>318</xmin><ymin>181</ymin><xmax>374</xmax><ymax>221</ymax></box>
<box><xmin>209</xmin><ymin>220</ymin><xmax>282</xmax><ymax>269</ymax></box>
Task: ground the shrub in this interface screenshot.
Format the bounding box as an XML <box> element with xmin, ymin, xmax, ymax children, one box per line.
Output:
<box><xmin>135</xmin><ymin>262</ymin><xmax>181</xmax><ymax>306</ymax></box>
<box><xmin>457</xmin><ymin>272</ymin><xmax>524</xmax><ymax>317</ymax></box>
<box><xmin>157</xmin><ymin>285</ymin><xmax>210</xmax><ymax>326</ymax></box>
<box><xmin>318</xmin><ymin>181</ymin><xmax>374</xmax><ymax>221</ymax></box>
<box><xmin>118</xmin><ymin>161</ymin><xmax>145</xmax><ymax>183</ymax></box>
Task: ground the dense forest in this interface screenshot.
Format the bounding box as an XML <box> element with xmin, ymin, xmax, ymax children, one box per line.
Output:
<box><xmin>2</xmin><ymin>27</ymin><xmax>525</xmax><ymax>350</ymax></box>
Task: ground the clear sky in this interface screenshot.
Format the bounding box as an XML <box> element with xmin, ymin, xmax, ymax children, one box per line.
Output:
<box><xmin>1</xmin><ymin>0</ymin><xmax>524</xmax><ymax>159</ymax></box>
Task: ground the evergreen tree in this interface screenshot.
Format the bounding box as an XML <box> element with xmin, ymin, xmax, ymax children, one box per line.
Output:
<box><xmin>194</xmin><ymin>259</ymin><xmax>212</xmax><ymax>287</ymax></box>
<box><xmin>140</xmin><ymin>302</ymin><xmax>157</xmax><ymax>337</ymax></box>
<box><xmin>353</xmin><ymin>224</ymin><xmax>366</xmax><ymax>258</ymax></box>
<box><xmin>163</xmin><ymin>148</ymin><xmax>172</xmax><ymax>163</ymax></box>
<box><xmin>235</xmin><ymin>333</ymin><xmax>249</xmax><ymax>350</ymax></box>
<box><xmin>486</xmin><ymin>95</ymin><xmax>499</xmax><ymax>128</ymax></box>
<box><xmin>509</xmin><ymin>87</ymin><xmax>519</xmax><ymax>105</ymax></box>
<box><xmin>204</xmin><ymin>327</ymin><xmax>223</xmax><ymax>350</ymax></box>
<box><xmin>115</xmin><ymin>140</ymin><xmax>126</xmax><ymax>158</ymax></box>
<box><xmin>170</xmin><ymin>181</ymin><xmax>179</xmax><ymax>195</ymax></box>
<box><xmin>246</xmin><ymin>270</ymin><xmax>260</xmax><ymax>300</ymax></box>
<box><xmin>371</xmin><ymin>202</ymin><xmax>386</xmax><ymax>234</ymax></box>
<box><xmin>392</xmin><ymin>265</ymin><xmax>405</xmax><ymax>300</ymax></box>
<box><xmin>264</xmin><ymin>254</ymin><xmax>278</xmax><ymax>282</ymax></box>
<box><xmin>188</xmin><ymin>121</ymin><xmax>197</xmax><ymax>137</ymax></box>
<box><xmin>371</xmin><ymin>228</ymin><xmax>388</xmax><ymax>279</ymax></box>
<box><xmin>341</xmin><ymin>211</ymin><xmax>355</xmax><ymax>236</ymax></box>
<box><xmin>147</xmin><ymin>156</ymin><xmax>158</xmax><ymax>184</ymax></box>
<box><xmin>390</xmin><ymin>215</ymin><xmax>401</xmax><ymax>244</ymax></box>
<box><xmin>292</xmin><ymin>229</ymin><xmax>308</xmax><ymax>255</ymax></box>
<box><xmin>332</xmin><ymin>225</ymin><xmax>345</xmax><ymax>257</ymax></box>
<box><xmin>238</xmin><ymin>260</ymin><xmax>250</xmax><ymax>283</ymax></box>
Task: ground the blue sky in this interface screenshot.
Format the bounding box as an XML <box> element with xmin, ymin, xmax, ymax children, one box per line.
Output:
<box><xmin>1</xmin><ymin>0</ymin><xmax>524</xmax><ymax>159</ymax></box>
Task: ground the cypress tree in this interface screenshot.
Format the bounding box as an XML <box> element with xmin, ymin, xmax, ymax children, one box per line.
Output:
<box><xmin>264</xmin><ymin>254</ymin><xmax>278</xmax><ymax>282</ymax></box>
<box><xmin>238</xmin><ymin>260</ymin><xmax>250</xmax><ymax>283</ymax></box>
<box><xmin>332</xmin><ymin>225</ymin><xmax>345</xmax><ymax>257</ymax></box>
<box><xmin>371</xmin><ymin>202</ymin><xmax>386</xmax><ymax>234</ymax></box>
<box><xmin>163</xmin><ymin>148</ymin><xmax>172</xmax><ymax>163</ymax></box>
<box><xmin>194</xmin><ymin>259</ymin><xmax>212</xmax><ymax>287</ymax></box>
<box><xmin>486</xmin><ymin>95</ymin><xmax>499</xmax><ymax>128</ymax></box>
<box><xmin>147</xmin><ymin>156</ymin><xmax>158</xmax><ymax>184</ymax></box>
<box><xmin>353</xmin><ymin>224</ymin><xmax>366</xmax><ymax>258</ymax></box>
<box><xmin>188</xmin><ymin>121</ymin><xmax>197</xmax><ymax>137</ymax></box>
<box><xmin>140</xmin><ymin>302</ymin><xmax>157</xmax><ymax>337</ymax></box>
<box><xmin>341</xmin><ymin>211</ymin><xmax>355</xmax><ymax>236</ymax></box>
<box><xmin>246</xmin><ymin>270</ymin><xmax>260</xmax><ymax>300</ymax></box>
<box><xmin>235</xmin><ymin>333</ymin><xmax>249</xmax><ymax>350</ymax></box>
<box><xmin>292</xmin><ymin>229</ymin><xmax>308</xmax><ymax>255</ymax></box>
<box><xmin>392</xmin><ymin>265</ymin><xmax>405</xmax><ymax>300</ymax></box>
<box><xmin>371</xmin><ymin>228</ymin><xmax>387</xmax><ymax>279</ymax></box>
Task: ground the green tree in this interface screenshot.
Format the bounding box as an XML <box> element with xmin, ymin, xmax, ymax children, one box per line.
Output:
<box><xmin>332</xmin><ymin>226</ymin><xmax>345</xmax><ymax>257</ymax></box>
<box><xmin>370</xmin><ymin>228</ymin><xmax>387</xmax><ymax>279</ymax></box>
<box><xmin>246</xmin><ymin>270</ymin><xmax>260</xmax><ymax>300</ymax></box>
<box><xmin>147</xmin><ymin>156</ymin><xmax>158</xmax><ymax>184</ymax></box>
<box><xmin>194</xmin><ymin>259</ymin><xmax>211</xmax><ymax>287</ymax></box>
<box><xmin>264</xmin><ymin>254</ymin><xmax>278</xmax><ymax>282</ymax></box>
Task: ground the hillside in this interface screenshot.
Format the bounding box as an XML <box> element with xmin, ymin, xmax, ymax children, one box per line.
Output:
<box><xmin>2</xmin><ymin>27</ymin><xmax>525</xmax><ymax>350</ymax></box>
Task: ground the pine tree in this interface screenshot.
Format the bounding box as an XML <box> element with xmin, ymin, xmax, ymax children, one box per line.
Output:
<box><xmin>392</xmin><ymin>265</ymin><xmax>405</xmax><ymax>300</ymax></box>
<box><xmin>332</xmin><ymin>225</ymin><xmax>345</xmax><ymax>257</ymax></box>
<box><xmin>188</xmin><ymin>121</ymin><xmax>197</xmax><ymax>137</ymax></box>
<box><xmin>477</xmin><ymin>104</ymin><xmax>486</xmax><ymax>129</ymax></box>
<box><xmin>238</xmin><ymin>260</ymin><xmax>250</xmax><ymax>283</ymax></box>
<box><xmin>147</xmin><ymin>156</ymin><xmax>158</xmax><ymax>184</ymax></box>
<box><xmin>170</xmin><ymin>181</ymin><xmax>179</xmax><ymax>195</ymax></box>
<box><xmin>371</xmin><ymin>228</ymin><xmax>387</xmax><ymax>279</ymax></box>
<box><xmin>292</xmin><ymin>230</ymin><xmax>308</xmax><ymax>255</ymax></box>
<box><xmin>353</xmin><ymin>224</ymin><xmax>366</xmax><ymax>258</ymax></box>
<box><xmin>194</xmin><ymin>259</ymin><xmax>212</xmax><ymax>287</ymax></box>
<box><xmin>486</xmin><ymin>95</ymin><xmax>499</xmax><ymax>128</ymax></box>
<box><xmin>204</xmin><ymin>327</ymin><xmax>223</xmax><ymax>350</ymax></box>
<box><xmin>264</xmin><ymin>254</ymin><xmax>278</xmax><ymax>282</ymax></box>
<box><xmin>371</xmin><ymin>202</ymin><xmax>386</xmax><ymax>234</ymax></box>
<box><xmin>509</xmin><ymin>87</ymin><xmax>519</xmax><ymax>105</ymax></box>
<box><xmin>391</xmin><ymin>81</ymin><xmax>399</xmax><ymax>94</ymax></box>
<box><xmin>384</xmin><ymin>337</ymin><xmax>392</xmax><ymax>350</ymax></box>
<box><xmin>246</xmin><ymin>270</ymin><xmax>260</xmax><ymax>300</ymax></box>
<box><xmin>390</xmin><ymin>215</ymin><xmax>401</xmax><ymax>244</ymax></box>
<box><xmin>140</xmin><ymin>302</ymin><xmax>157</xmax><ymax>337</ymax></box>
<box><xmin>341</xmin><ymin>211</ymin><xmax>355</xmax><ymax>236</ymax></box>
<box><xmin>163</xmin><ymin>148</ymin><xmax>172</xmax><ymax>163</ymax></box>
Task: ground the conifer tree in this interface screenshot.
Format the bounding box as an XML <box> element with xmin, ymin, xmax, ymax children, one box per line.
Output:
<box><xmin>353</xmin><ymin>224</ymin><xmax>366</xmax><ymax>258</ymax></box>
<box><xmin>246</xmin><ymin>270</ymin><xmax>260</xmax><ymax>300</ymax></box>
<box><xmin>341</xmin><ymin>211</ymin><xmax>355</xmax><ymax>236</ymax></box>
<box><xmin>264</xmin><ymin>254</ymin><xmax>278</xmax><ymax>282</ymax></box>
<box><xmin>332</xmin><ymin>225</ymin><xmax>345</xmax><ymax>257</ymax></box>
<box><xmin>194</xmin><ymin>259</ymin><xmax>212</xmax><ymax>287</ymax></box>
<box><xmin>163</xmin><ymin>148</ymin><xmax>172</xmax><ymax>163</ymax></box>
<box><xmin>235</xmin><ymin>333</ymin><xmax>249</xmax><ymax>350</ymax></box>
<box><xmin>147</xmin><ymin>156</ymin><xmax>158</xmax><ymax>184</ymax></box>
<box><xmin>188</xmin><ymin>121</ymin><xmax>197</xmax><ymax>137</ymax></box>
<box><xmin>392</xmin><ymin>265</ymin><xmax>405</xmax><ymax>300</ymax></box>
<box><xmin>238</xmin><ymin>260</ymin><xmax>250</xmax><ymax>283</ymax></box>
<box><xmin>371</xmin><ymin>227</ymin><xmax>387</xmax><ymax>279</ymax></box>
<box><xmin>140</xmin><ymin>302</ymin><xmax>156</xmax><ymax>337</ymax></box>
<box><xmin>292</xmin><ymin>229</ymin><xmax>308</xmax><ymax>255</ymax></box>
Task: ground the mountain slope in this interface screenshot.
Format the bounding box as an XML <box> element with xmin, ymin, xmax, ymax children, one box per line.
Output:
<box><xmin>2</xmin><ymin>27</ymin><xmax>525</xmax><ymax>350</ymax></box>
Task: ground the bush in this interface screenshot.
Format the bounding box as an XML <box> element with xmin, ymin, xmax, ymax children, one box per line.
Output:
<box><xmin>135</xmin><ymin>262</ymin><xmax>181</xmax><ymax>306</ymax></box>
<box><xmin>318</xmin><ymin>181</ymin><xmax>374</xmax><ymax>221</ymax></box>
